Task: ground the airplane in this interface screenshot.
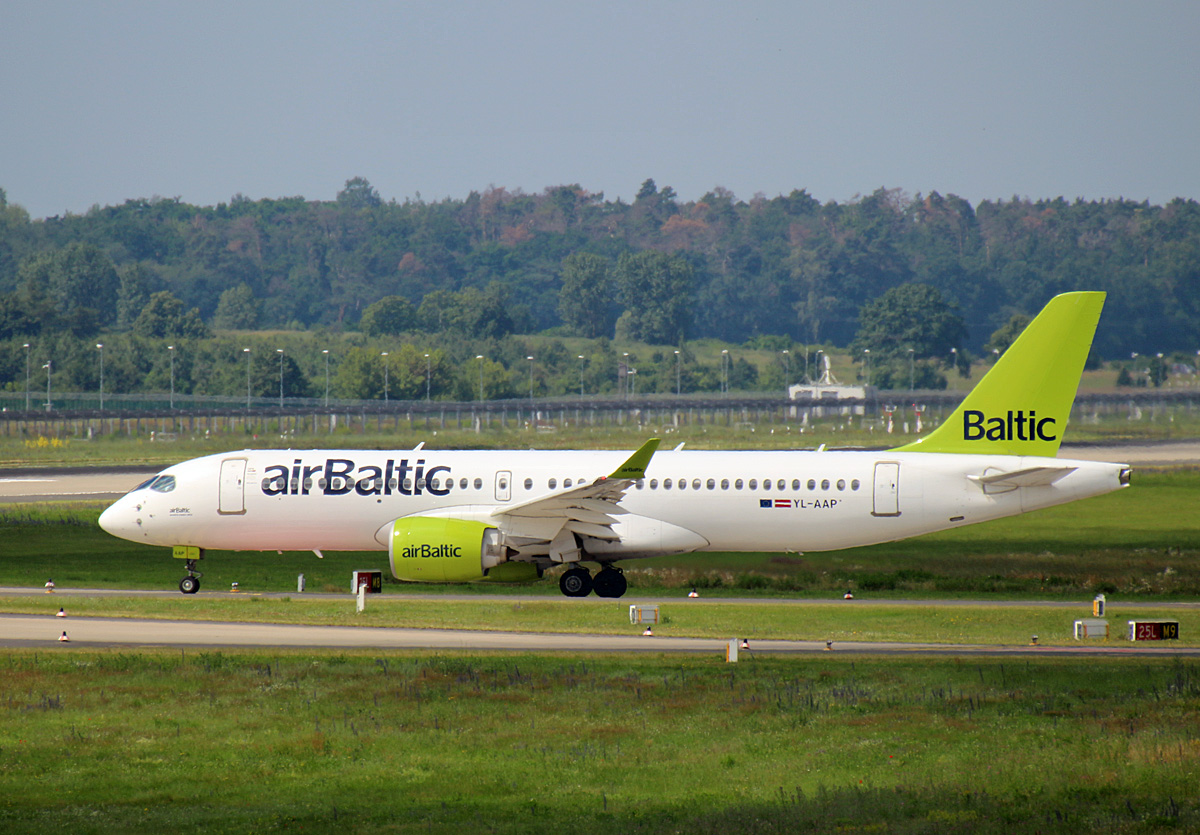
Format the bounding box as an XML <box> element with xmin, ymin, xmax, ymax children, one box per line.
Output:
<box><xmin>99</xmin><ymin>291</ymin><xmax>1130</xmax><ymax>598</ymax></box>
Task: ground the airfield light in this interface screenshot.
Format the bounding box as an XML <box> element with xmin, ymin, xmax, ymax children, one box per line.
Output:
<box><xmin>168</xmin><ymin>345</ymin><xmax>175</xmax><ymax>409</ymax></box>
<box><xmin>43</xmin><ymin>360</ymin><xmax>51</xmax><ymax>411</ymax></box>
<box><xmin>243</xmin><ymin>348</ymin><xmax>251</xmax><ymax>409</ymax></box>
<box><xmin>675</xmin><ymin>349</ymin><xmax>681</xmax><ymax>396</ymax></box>
<box><xmin>277</xmin><ymin>349</ymin><xmax>285</xmax><ymax>407</ymax></box>
<box><xmin>96</xmin><ymin>343</ymin><xmax>104</xmax><ymax>411</ymax></box>
<box><xmin>578</xmin><ymin>355</ymin><xmax>585</xmax><ymax>398</ymax></box>
<box><xmin>424</xmin><ymin>353</ymin><xmax>431</xmax><ymax>402</ymax></box>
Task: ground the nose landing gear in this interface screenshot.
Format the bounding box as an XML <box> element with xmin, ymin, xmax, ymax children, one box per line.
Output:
<box><xmin>179</xmin><ymin>559</ymin><xmax>203</xmax><ymax>594</ymax></box>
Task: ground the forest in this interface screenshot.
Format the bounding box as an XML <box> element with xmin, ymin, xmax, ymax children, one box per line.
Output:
<box><xmin>0</xmin><ymin>178</ymin><xmax>1197</xmax><ymax>401</ymax></box>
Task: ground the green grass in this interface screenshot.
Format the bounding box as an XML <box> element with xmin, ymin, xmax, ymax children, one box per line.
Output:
<box><xmin>3</xmin><ymin>650</ymin><xmax>1200</xmax><ymax>833</ymax></box>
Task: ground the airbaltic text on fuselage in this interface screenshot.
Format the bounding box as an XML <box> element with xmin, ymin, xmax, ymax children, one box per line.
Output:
<box><xmin>261</xmin><ymin>458</ymin><xmax>451</xmax><ymax>497</ymax></box>
<box><xmin>399</xmin><ymin>544</ymin><xmax>462</xmax><ymax>559</ymax></box>
<box><xmin>963</xmin><ymin>410</ymin><xmax>1057</xmax><ymax>442</ymax></box>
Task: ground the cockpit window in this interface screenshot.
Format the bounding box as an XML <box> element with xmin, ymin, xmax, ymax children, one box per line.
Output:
<box><xmin>149</xmin><ymin>475</ymin><xmax>176</xmax><ymax>493</ymax></box>
<box><xmin>131</xmin><ymin>477</ymin><xmax>158</xmax><ymax>492</ymax></box>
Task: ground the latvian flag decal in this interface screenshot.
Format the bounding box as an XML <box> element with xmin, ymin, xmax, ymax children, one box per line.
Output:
<box><xmin>760</xmin><ymin>498</ymin><xmax>792</xmax><ymax>508</ymax></box>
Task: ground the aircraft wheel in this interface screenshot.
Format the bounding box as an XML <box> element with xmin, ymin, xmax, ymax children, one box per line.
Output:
<box><xmin>180</xmin><ymin>575</ymin><xmax>200</xmax><ymax>595</ymax></box>
<box><xmin>559</xmin><ymin>567</ymin><xmax>593</xmax><ymax>597</ymax></box>
<box><xmin>593</xmin><ymin>568</ymin><xmax>627</xmax><ymax>599</ymax></box>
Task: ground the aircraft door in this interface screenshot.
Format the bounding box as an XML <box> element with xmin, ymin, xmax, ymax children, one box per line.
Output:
<box><xmin>872</xmin><ymin>462</ymin><xmax>900</xmax><ymax>517</ymax></box>
<box><xmin>494</xmin><ymin>470</ymin><xmax>512</xmax><ymax>502</ymax></box>
<box><xmin>218</xmin><ymin>457</ymin><xmax>248</xmax><ymax>515</ymax></box>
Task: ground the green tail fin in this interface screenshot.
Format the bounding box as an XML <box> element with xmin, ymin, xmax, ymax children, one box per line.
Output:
<box><xmin>891</xmin><ymin>291</ymin><xmax>1104</xmax><ymax>457</ymax></box>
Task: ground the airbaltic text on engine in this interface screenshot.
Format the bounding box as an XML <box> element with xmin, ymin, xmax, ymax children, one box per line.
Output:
<box><xmin>962</xmin><ymin>410</ymin><xmax>1057</xmax><ymax>442</ymax></box>
<box><xmin>398</xmin><ymin>543</ymin><xmax>463</xmax><ymax>559</ymax></box>
<box><xmin>261</xmin><ymin>458</ymin><xmax>451</xmax><ymax>497</ymax></box>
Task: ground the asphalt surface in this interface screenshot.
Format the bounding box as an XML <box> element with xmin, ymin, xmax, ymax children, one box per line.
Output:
<box><xmin>3</xmin><ymin>588</ymin><xmax>1198</xmax><ymax>657</ymax></box>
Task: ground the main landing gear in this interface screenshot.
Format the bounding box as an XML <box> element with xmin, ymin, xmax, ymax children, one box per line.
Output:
<box><xmin>179</xmin><ymin>559</ymin><xmax>202</xmax><ymax>594</ymax></box>
<box><xmin>559</xmin><ymin>565</ymin><xmax>627</xmax><ymax>599</ymax></box>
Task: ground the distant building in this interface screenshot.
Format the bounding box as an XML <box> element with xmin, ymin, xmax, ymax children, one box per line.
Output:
<box><xmin>788</xmin><ymin>354</ymin><xmax>875</xmax><ymax>401</ymax></box>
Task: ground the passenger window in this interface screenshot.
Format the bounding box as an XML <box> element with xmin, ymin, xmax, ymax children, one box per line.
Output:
<box><xmin>664</xmin><ymin>478</ymin><xmax>673</xmax><ymax>490</ymax></box>
<box><xmin>807</xmin><ymin>479</ymin><xmax>816</xmax><ymax>490</ymax></box>
<box><xmin>761</xmin><ymin>479</ymin><xmax>770</xmax><ymax>491</ymax></box>
<box><xmin>851</xmin><ymin>479</ymin><xmax>861</xmax><ymax>491</ymax></box>
<box><xmin>548</xmin><ymin>478</ymin><xmax>557</xmax><ymax>489</ymax></box>
<box><xmin>679</xmin><ymin>479</ymin><xmax>687</xmax><ymax>491</ymax></box>
<box><xmin>404</xmin><ymin>478</ymin><xmax>413</xmax><ymax>491</ymax></box>
<box><xmin>635</xmin><ymin>479</ymin><xmax>644</xmax><ymax>489</ymax></box>
<box><xmin>791</xmin><ymin>479</ymin><xmax>800</xmax><ymax>491</ymax></box>
<box><xmin>837</xmin><ymin>479</ymin><xmax>846</xmax><ymax>491</ymax></box>
<box><xmin>706</xmin><ymin>478</ymin><xmax>715</xmax><ymax>490</ymax></box>
<box><xmin>524</xmin><ymin>478</ymin><xmax>533</xmax><ymax>490</ymax></box>
<box><xmin>735</xmin><ymin>479</ymin><xmax>743</xmax><ymax>490</ymax></box>
<box><xmin>777</xmin><ymin>479</ymin><xmax>785</xmax><ymax>490</ymax></box>
<box><xmin>821</xmin><ymin>479</ymin><xmax>830</xmax><ymax>490</ymax></box>
<box><xmin>564</xmin><ymin>478</ymin><xmax>573</xmax><ymax>488</ymax></box>
<box><xmin>473</xmin><ymin>477</ymin><xmax>483</xmax><ymax>490</ymax></box>
<box><xmin>748</xmin><ymin>479</ymin><xmax>757</xmax><ymax>490</ymax></box>
<box><xmin>692</xmin><ymin>479</ymin><xmax>702</xmax><ymax>490</ymax></box>
<box><xmin>720</xmin><ymin>478</ymin><xmax>729</xmax><ymax>490</ymax></box>
<box><xmin>460</xmin><ymin>478</ymin><xmax>468</xmax><ymax>490</ymax></box>
<box><xmin>649</xmin><ymin>478</ymin><xmax>659</xmax><ymax>489</ymax></box>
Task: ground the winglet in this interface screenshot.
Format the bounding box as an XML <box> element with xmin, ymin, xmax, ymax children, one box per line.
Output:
<box><xmin>892</xmin><ymin>291</ymin><xmax>1105</xmax><ymax>457</ymax></box>
<box><xmin>609</xmin><ymin>438</ymin><xmax>660</xmax><ymax>480</ymax></box>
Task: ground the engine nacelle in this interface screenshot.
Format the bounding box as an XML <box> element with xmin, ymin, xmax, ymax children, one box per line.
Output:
<box><xmin>385</xmin><ymin>516</ymin><xmax>507</xmax><ymax>583</ymax></box>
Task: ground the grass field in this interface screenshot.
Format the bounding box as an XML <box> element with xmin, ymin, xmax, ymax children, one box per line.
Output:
<box><xmin>5</xmin><ymin>402</ymin><xmax>1200</xmax><ymax>469</ymax></box>
<box><xmin>4</xmin><ymin>650</ymin><xmax>1200</xmax><ymax>833</ymax></box>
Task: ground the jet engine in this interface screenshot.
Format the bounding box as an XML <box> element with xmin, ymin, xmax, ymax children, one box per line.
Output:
<box><xmin>384</xmin><ymin>516</ymin><xmax>533</xmax><ymax>583</ymax></box>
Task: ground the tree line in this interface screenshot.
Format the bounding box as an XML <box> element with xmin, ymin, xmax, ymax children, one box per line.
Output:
<box><xmin>1</xmin><ymin>179</ymin><xmax>1198</xmax><ymax>401</ymax></box>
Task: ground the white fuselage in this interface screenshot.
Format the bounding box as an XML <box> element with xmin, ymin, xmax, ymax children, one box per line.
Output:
<box><xmin>98</xmin><ymin>447</ymin><xmax>1128</xmax><ymax>558</ymax></box>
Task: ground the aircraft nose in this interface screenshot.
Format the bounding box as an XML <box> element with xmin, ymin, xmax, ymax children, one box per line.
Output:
<box><xmin>98</xmin><ymin>500</ymin><xmax>138</xmax><ymax>540</ymax></box>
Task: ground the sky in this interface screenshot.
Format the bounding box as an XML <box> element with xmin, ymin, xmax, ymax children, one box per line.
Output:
<box><xmin>2</xmin><ymin>1</ymin><xmax>1197</xmax><ymax>219</ymax></box>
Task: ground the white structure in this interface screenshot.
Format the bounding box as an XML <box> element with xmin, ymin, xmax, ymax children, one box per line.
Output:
<box><xmin>788</xmin><ymin>354</ymin><xmax>875</xmax><ymax>401</ymax></box>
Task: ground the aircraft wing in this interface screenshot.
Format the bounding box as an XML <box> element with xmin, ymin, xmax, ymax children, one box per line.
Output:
<box><xmin>491</xmin><ymin>438</ymin><xmax>659</xmax><ymax>546</ymax></box>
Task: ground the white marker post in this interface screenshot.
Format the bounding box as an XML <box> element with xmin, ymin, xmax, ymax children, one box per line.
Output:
<box><xmin>356</xmin><ymin>584</ymin><xmax>366</xmax><ymax>613</ymax></box>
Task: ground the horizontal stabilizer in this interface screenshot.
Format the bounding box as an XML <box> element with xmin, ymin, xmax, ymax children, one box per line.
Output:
<box><xmin>968</xmin><ymin>466</ymin><xmax>1077</xmax><ymax>490</ymax></box>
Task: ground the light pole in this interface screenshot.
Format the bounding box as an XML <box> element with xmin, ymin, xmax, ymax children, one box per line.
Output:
<box><xmin>243</xmin><ymin>348</ymin><xmax>251</xmax><ymax>409</ymax></box>
<box><xmin>578</xmin><ymin>355</ymin><xmax>585</xmax><ymax>398</ymax></box>
<box><xmin>622</xmin><ymin>352</ymin><xmax>630</xmax><ymax>398</ymax></box>
<box><xmin>424</xmin><ymin>353</ymin><xmax>431</xmax><ymax>401</ymax></box>
<box><xmin>674</xmin><ymin>350</ymin><xmax>681</xmax><ymax>396</ymax></box>
<box><xmin>23</xmin><ymin>342</ymin><xmax>30</xmax><ymax>411</ymax></box>
<box><xmin>527</xmin><ymin>356</ymin><xmax>535</xmax><ymax>416</ymax></box>
<box><xmin>782</xmin><ymin>349</ymin><xmax>790</xmax><ymax>391</ymax></box>
<box><xmin>381</xmin><ymin>352</ymin><xmax>389</xmax><ymax>404</ymax></box>
<box><xmin>276</xmin><ymin>349</ymin><xmax>285</xmax><ymax>407</ymax></box>
<box><xmin>863</xmin><ymin>349</ymin><xmax>871</xmax><ymax>388</ymax></box>
<box><xmin>721</xmin><ymin>349</ymin><xmax>728</xmax><ymax>395</ymax></box>
<box><xmin>43</xmin><ymin>361</ymin><xmax>51</xmax><ymax>411</ymax></box>
<box><xmin>908</xmin><ymin>348</ymin><xmax>915</xmax><ymax>392</ymax></box>
<box><xmin>476</xmin><ymin>355</ymin><xmax>484</xmax><ymax>402</ymax></box>
<box><xmin>96</xmin><ymin>343</ymin><xmax>104</xmax><ymax>410</ymax></box>
<box><xmin>323</xmin><ymin>350</ymin><xmax>330</xmax><ymax>408</ymax></box>
<box><xmin>168</xmin><ymin>345</ymin><xmax>175</xmax><ymax>409</ymax></box>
